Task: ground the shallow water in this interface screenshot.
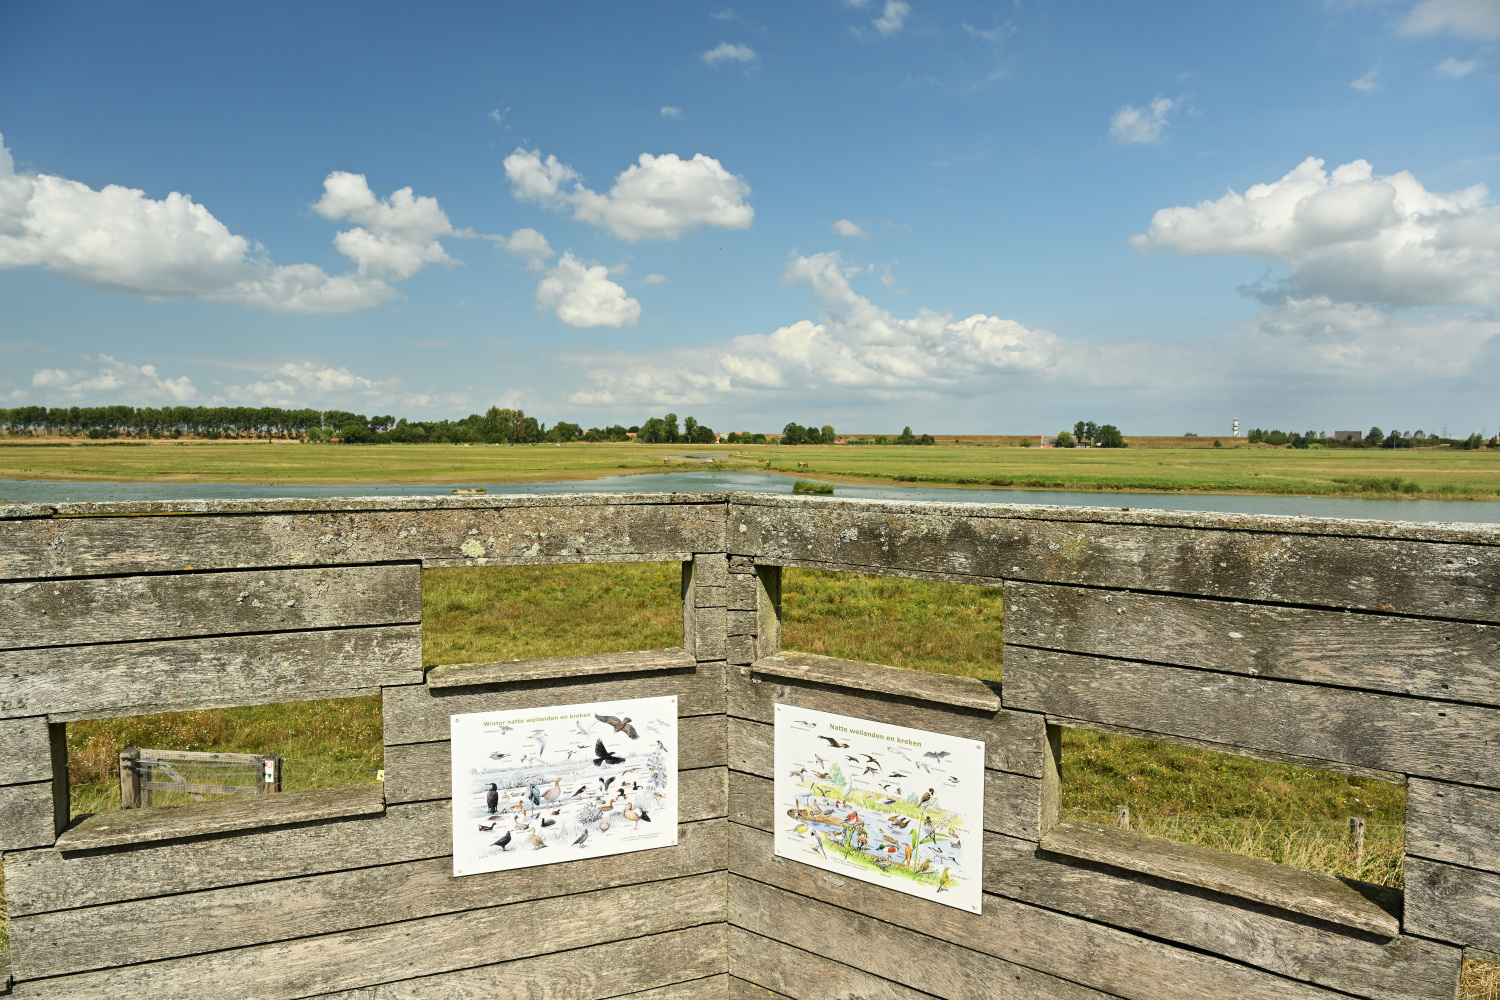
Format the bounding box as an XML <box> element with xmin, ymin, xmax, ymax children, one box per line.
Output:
<box><xmin>3</xmin><ymin>470</ymin><xmax>1498</xmax><ymax>524</ymax></box>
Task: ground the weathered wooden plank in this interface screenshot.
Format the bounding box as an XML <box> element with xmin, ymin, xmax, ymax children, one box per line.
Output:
<box><xmin>728</xmin><ymin>768</ymin><xmax>1044</xmax><ymax>841</ymax></box>
<box><xmin>11</xmin><ymin>819</ymin><xmax>726</xmax><ymax>979</ymax></box>
<box><xmin>0</xmin><ymin>498</ymin><xmax>727</xmax><ymax>579</ymax></box>
<box><xmin>735</xmin><ymin>498</ymin><xmax>1500</xmax><ymax>621</ymax></box>
<box><xmin>1040</xmin><ymin>819</ymin><xmax>1398</xmax><ymax>937</ymax></box>
<box><xmin>54</xmin><ymin>786</ymin><xmax>385</xmax><ymax>852</ymax></box>
<box><xmin>0</xmin><ymin>565</ymin><xmax>419</xmax><ymax>651</ymax></box>
<box><xmin>1005</xmin><ymin>581</ymin><xmax>1500</xmax><ymax>707</ymax></box>
<box><xmin>0</xmin><ymin>718</ymin><xmax>50</xmax><ymax>785</ymax></box>
<box><xmin>1005</xmin><ymin>647</ymin><xmax>1500</xmax><ymax>784</ymax></box>
<box><xmin>314</xmin><ymin>926</ymin><xmax>727</xmax><ymax>1000</ymax></box>
<box><xmin>427</xmin><ymin>647</ymin><xmax>696</xmax><ymax>689</ymax></box>
<box><xmin>728</xmin><ymin>668</ymin><xmax>1046</xmax><ymax>778</ymax></box>
<box><xmin>751</xmin><ymin>653</ymin><xmax>1001</xmax><ymax>712</ymax></box>
<box><xmin>1406</xmin><ymin>779</ymin><xmax>1500</xmax><ymax>873</ymax></box>
<box><xmin>727</xmin><ymin>574</ymin><xmax>758</xmax><ymax>611</ymax></box>
<box><xmin>730</xmin><ymin>834</ymin><xmax>1349</xmax><ymax>1000</ymax></box>
<box><xmin>0</xmin><ymin>781</ymin><xmax>53</xmax><ymax>850</ymax></box>
<box><xmin>728</xmin><ymin>929</ymin><xmax>941</xmax><ymax>1000</ymax></box>
<box><xmin>730</xmin><ymin>875</ymin><xmax>1117</xmax><ymax>1000</ymax></box>
<box><xmin>383</xmin><ymin>664</ymin><xmax>726</xmax><ymax>745</ymax></box>
<box><xmin>1404</xmin><ymin>856</ymin><xmax>1500</xmax><ymax>953</ymax></box>
<box><xmin>4</xmin><ymin>800</ymin><xmax>449</xmax><ymax>916</ymax></box>
<box><xmin>3</xmin><ymin>625</ymin><xmax>419</xmax><ymax>722</ymax></box>
<box><xmin>10</xmin><ymin>872</ymin><xmax>726</xmax><ymax>1000</ymax></box>
<box><xmin>383</xmin><ymin>714</ymin><xmax>726</xmax><ymax>804</ymax></box>
<box><xmin>983</xmin><ymin>832</ymin><xmax>1460</xmax><ymax>1000</ymax></box>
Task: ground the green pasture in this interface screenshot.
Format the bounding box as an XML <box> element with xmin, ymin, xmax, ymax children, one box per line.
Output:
<box><xmin>3</xmin><ymin>438</ymin><xmax>1499</xmax><ymax>499</ymax></box>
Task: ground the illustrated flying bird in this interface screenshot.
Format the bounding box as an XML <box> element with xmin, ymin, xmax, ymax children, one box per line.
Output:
<box><xmin>861</xmin><ymin>754</ymin><xmax>882</xmax><ymax>766</ymax></box>
<box><xmin>946</xmin><ymin>775</ymin><xmax>961</xmax><ymax>785</ymax></box>
<box><xmin>593</xmin><ymin>739</ymin><xmax>625</xmax><ymax>767</ymax></box>
<box><xmin>862</xmin><ymin>765</ymin><xmax>879</xmax><ymax>775</ymax></box>
<box><xmin>489</xmin><ymin>751</ymin><xmax>509</xmax><ymax>760</ymax></box>
<box><xmin>923</xmin><ymin>750</ymin><xmax>951</xmax><ymax>762</ymax></box>
<box><xmin>888</xmin><ymin>771</ymin><xmax>909</xmax><ymax>778</ymax></box>
<box><xmin>492</xmin><ymin>831</ymin><xmax>512</xmax><ymax>851</ymax></box>
<box><xmin>530</xmin><ymin>730</ymin><xmax>548</xmax><ymax>755</ymax></box>
<box><xmin>573</xmin><ymin>829</ymin><xmax>589</xmax><ymax>847</ymax></box>
<box><xmin>601</xmin><ymin>775</ymin><xmax>617</xmax><ymax>790</ymax></box>
<box><xmin>595</xmin><ymin>713</ymin><xmax>639</xmax><ymax>739</ymax></box>
<box><xmin>817</xmin><ymin>736</ymin><xmax>850</xmax><ymax>748</ymax></box>
<box><xmin>845</xmin><ymin>755</ymin><xmax>861</xmax><ymax>763</ymax></box>
<box><xmin>485</xmin><ymin>783</ymin><xmax>499</xmax><ymax>814</ymax></box>
<box><xmin>791</xmin><ymin>720</ymin><xmax>817</xmax><ymax>730</ymax></box>
<box><xmin>576</xmin><ymin>719</ymin><xmax>595</xmax><ymax>737</ymax></box>
<box><xmin>654</xmin><ymin>740</ymin><xmax>669</xmax><ymax>752</ymax></box>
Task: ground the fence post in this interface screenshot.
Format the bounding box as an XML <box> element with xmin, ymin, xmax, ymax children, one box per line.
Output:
<box><xmin>119</xmin><ymin>748</ymin><xmax>141</xmax><ymax>809</ymax></box>
<box><xmin>1115</xmin><ymin>804</ymin><xmax>1130</xmax><ymax>829</ymax></box>
<box><xmin>1350</xmin><ymin>816</ymin><xmax>1366</xmax><ymax>863</ymax></box>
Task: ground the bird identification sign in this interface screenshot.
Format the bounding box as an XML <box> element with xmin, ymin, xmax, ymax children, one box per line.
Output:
<box><xmin>449</xmin><ymin>695</ymin><xmax>678</xmax><ymax>877</ymax></box>
<box><xmin>773</xmin><ymin>704</ymin><xmax>985</xmax><ymax>912</ymax></box>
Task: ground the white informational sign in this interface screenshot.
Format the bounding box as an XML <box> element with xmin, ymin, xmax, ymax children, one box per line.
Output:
<box><xmin>450</xmin><ymin>695</ymin><xmax>678</xmax><ymax>877</ymax></box>
<box><xmin>773</xmin><ymin>703</ymin><xmax>985</xmax><ymax>913</ymax></box>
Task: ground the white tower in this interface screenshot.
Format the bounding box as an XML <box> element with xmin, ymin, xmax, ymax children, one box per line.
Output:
<box><xmin>1232</xmin><ymin>418</ymin><xmax>1240</xmax><ymax>438</ymax></box>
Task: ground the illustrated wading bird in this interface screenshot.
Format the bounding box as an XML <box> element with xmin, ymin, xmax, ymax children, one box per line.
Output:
<box><xmin>594</xmin><ymin>739</ymin><xmax>625</xmax><ymax>767</ymax></box>
<box><xmin>485</xmin><ymin>783</ymin><xmax>499</xmax><ymax>814</ymax></box>
<box><xmin>492</xmin><ymin>831</ymin><xmax>513</xmax><ymax>851</ymax></box>
<box><xmin>572</xmin><ymin>784</ymin><xmax>589</xmax><ymax>797</ymax></box>
<box><xmin>595</xmin><ymin>713</ymin><xmax>639</xmax><ymax>739</ymax></box>
<box><xmin>624</xmin><ymin>802</ymin><xmax>651</xmax><ymax>829</ymax></box>
<box><xmin>817</xmin><ymin>736</ymin><xmax>850</xmax><ymax>749</ymax></box>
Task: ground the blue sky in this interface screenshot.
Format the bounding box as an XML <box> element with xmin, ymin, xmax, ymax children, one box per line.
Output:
<box><xmin>1</xmin><ymin>1</ymin><xmax>1497</xmax><ymax>435</ymax></box>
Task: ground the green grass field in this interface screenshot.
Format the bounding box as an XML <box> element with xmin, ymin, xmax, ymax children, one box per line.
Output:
<box><xmin>7</xmin><ymin>562</ymin><xmax>1495</xmax><ymax>994</ymax></box>
<box><xmin>4</xmin><ymin>437</ymin><xmax>1500</xmax><ymax>499</ymax></box>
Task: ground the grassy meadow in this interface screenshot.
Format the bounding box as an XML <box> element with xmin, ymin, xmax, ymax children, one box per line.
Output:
<box><xmin>3</xmin><ymin>436</ymin><xmax>1500</xmax><ymax>500</ymax></box>
<box><xmin>7</xmin><ymin>562</ymin><xmax>1494</xmax><ymax>994</ymax></box>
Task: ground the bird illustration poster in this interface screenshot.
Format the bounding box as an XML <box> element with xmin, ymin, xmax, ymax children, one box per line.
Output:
<box><xmin>773</xmin><ymin>704</ymin><xmax>985</xmax><ymax>913</ymax></box>
<box><xmin>449</xmin><ymin>695</ymin><xmax>678</xmax><ymax>877</ymax></box>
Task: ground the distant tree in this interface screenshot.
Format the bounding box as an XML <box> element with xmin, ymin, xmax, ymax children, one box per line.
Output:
<box><xmin>1095</xmin><ymin>424</ymin><xmax>1125</xmax><ymax>448</ymax></box>
<box><xmin>683</xmin><ymin>416</ymin><xmax>698</xmax><ymax>441</ymax></box>
<box><xmin>1055</xmin><ymin>430</ymin><xmax>1075</xmax><ymax>448</ymax></box>
<box><xmin>1463</xmin><ymin>432</ymin><xmax>1485</xmax><ymax>450</ymax></box>
<box><xmin>1365</xmin><ymin>427</ymin><xmax>1384</xmax><ymax>448</ymax></box>
<box><xmin>1073</xmin><ymin>421</ymin><xmax>1087</xmax><ymax>443</ymax></box>
<box><xmin>821</xmin><ymin>424</ymin><xmax>836</xmax><ymax>444</ymax></box>
<box><xmin>782</xmin><ymin>422</ymin><xmax>806</xmax><ymax>445</ymax></box>
<box><xmin>549</xmin><ymin>421</ymin><xmax>583</xmax><ymax>443</ymax></box>
<box><xmin>663</xmin><ymin>413</ymin><xmax>679</xmax><ymax>443</ymax></box>
<box><xmin>896</xmin><ymin>426</ymin><xmax>916</xmax><ymax>445</ymax></box>
<box><xmin>639</xmin><ymin>417</ymin><xmax>667</xmax><ymax>443</ymax></box>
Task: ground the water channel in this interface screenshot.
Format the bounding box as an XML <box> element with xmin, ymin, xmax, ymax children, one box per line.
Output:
<box><xmin>5</xmin><ymin>470</ymin><xmax>1499</xmax><ymax>524</ymax></box>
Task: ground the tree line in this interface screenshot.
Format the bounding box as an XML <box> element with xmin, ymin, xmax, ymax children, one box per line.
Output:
<box><xmin>1053</xmin><ymin>421</ymin><xmax>1126</xmax><ymax>448</ymax></box>
<box><xmin>1247</xmin><ymin>427</ymin><xmax>1496</xmax><ymax>450</ymax></box>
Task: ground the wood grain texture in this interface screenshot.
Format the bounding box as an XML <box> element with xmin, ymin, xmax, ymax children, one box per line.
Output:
<box><xmin>5</xmin><ymin>800</ymin><xmax>450</xmax><ymax>917</ymax></box>
<box><xmin>0</xmin><ymin>717</ymin><xmax>50</xmax><ymax>785</ymax></box>
<box><xmin>1404</xmin><ymin>857</ymin><xmax>1500</xmax><ymax>952</ymax></box>
<box><xmin>1406</xmin><ymin>779</ymin><xmax>1500</xmax><ymax>873</ymax></box>
<box><xmin>1006</xmin><ymin>647</ymin><xmax>1500</xmax><ymax>784</ymax></box>
<box><xmin>314</xmin><ymin>927</ymin><xmax>727</xmax><ymax>1000</ymax></box>
<box><xmin>1005</xmin><ymin>581</ymin><xmax>1500</xmax><ymax>707</ymax></box>
<box><xmin>0</xmin><ymin>781</ymin><xmax>53</xmax><ymax>850</ymax></box>
<box><xmin>750</xmin><ymin>653</ymin><xmax>1001</xmax><ymax>712</ymax></box>
<box><xmin>730</xmin><ymin>835</ymin><xmax>1348</xmax><ymax>1000</ymax></box>
<box><xmin>727</xmin><ymin>768</ymin><xmax>1044</xmax><ymax>842</ymax></box>
<box><xmin>8</xmin><ymin>872</ymin><xmax>726</xmax><ymax>1000</ymax></box>
<box><xmin>426</xmin><ymin>647</ymin><xmax>695</xmax><ymax>689</ymax></box>
<box><xmin>1040</xmin><ymin>820</ymin><xmax>1398</xmax><ymax>937</ymax></box>
<box><xmin>983</xmin><ymin>832</ymin><xmax>1460</xmax><ymax>1000</ymax></box>
<box><xmin>729</xmin><ymin>929</ymin><xmax>953</xmax><ymax>1000</ymax></box>
<box><xmin>728</xmin><ymin>670</ymin><xmax>1046</xmax><ymax>778</ymax></box>
<box><xmin>0</xmin><ymin>564</ymin><xmax>419</xmax><ymax>651</ymax></box>
<box><xmin>382</xmin><ymin>715</ymin><xmax>726</xmax><ymax>804</ymax></box>
<box><xmin>0</xmin><ymin>499</ymin><xmax>726</xmax><ymax>579</ymax></box>
<box><xmin>11</xmin><ymin>819</ymin><xmax>726</xmax><ymax>980</ymax></box>
<box><xmin>383</xmin><ymin>664</ymin><xmax>727</xmax><ymax>745</ymax></box>
<box><xmin>727</xmin><ymin>575</ymin><xmax>758</xmax><ymax>612</ymax></box>
<box><xmin>736</xmin><ymin>499</ymin><xmax>1500</xmax><ymax>620</ymax></box>
<box><xmin>2</xmin><ymin>625</ymin><xmax>419</xmax><ymax>722</ymax></box>
<box><xmin>55</xmin><ymin>787</ymin><xmax>386</xmax><ymax>852</ymax></box>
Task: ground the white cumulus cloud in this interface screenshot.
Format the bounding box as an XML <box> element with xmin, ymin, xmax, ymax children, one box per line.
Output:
<box><xmin>1402</xmin><ymin>0</ymin><xmax>1500</xmax><ymax>40</ymax></box>
<box><xmin>1437</xmin><ymin>57</ymin><xmax>1477</xmax><ymax>77</ymax></box>
<box><xmin>494</xmin><ymin>227</ymin><xmax>555</xmax><ymax>270</ymax></box>
<box><xmin>702</xmin><ymin>42</ymin><xmax>755</xmax><ymax>65</ymax></box>
<box><xmin>503</xmin><ymin>148</ymin><xmax>753</xmax><ymax>241</ymax></box>
<box><xmin>873</xmin><ymin>1</ymin><xmax>910</xmax><ymax>36</ymax></box>
<box><xmin>30</xmin><ymin>355</ymin><xmax>198</xmax><ymax>402</ymax></box>
<box><xmin>536</xmin><ymin>252</ymin><xmax>641</xmax><ymax>328</ymax></box>
<box><xmin>0</xmin><ymin>134</ymin><xmax>462</xmax><ymax>313</ymax></box>
<box><xmin>1351</xmin><ymin>68</ymin><xmax>1379</xmax><ymax>93</ymax></box>
<box><xmin>661</xmin><ymin>106</ymin><xmax>683</xmax><ymax>119</ymax></box>
<box><xmin>1109</xmin><ymin>97</ymin><xmax>1177</xmax><ymax>145</ymax></box>
<box><xmin>1132</xmin><ymin>156</ymin><xmax>1500</xmax><ymax>307</ymax></box>
<box><xmin>642</xmin><ymin>273</ymin><xmax>668</xmax><ymax>284</ymax></box>
<box><xmin>832</xmin><ymin>218</ymin><xmax>870</xmax><ymax>240</ymax></box>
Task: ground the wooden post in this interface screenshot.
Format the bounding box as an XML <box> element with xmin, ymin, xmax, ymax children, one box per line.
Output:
<box><xmin>1350</xmin><ymin>816</ymin><xmax>1366</xmax><ymax>864</ymax></box>
<box><xmin>257</xmin><ymin>754</ymin><xmax>282</xmax><ymax>793</ymax></box>
<box><xmin>119</xmin><ymin>748</ymin><xmax>141</xmax><ymax>809</ymax></box>
<box><xmin>1115</xmin><ymin>804</ymin><xmax>1130</xmax><ymax>829</ymax></box>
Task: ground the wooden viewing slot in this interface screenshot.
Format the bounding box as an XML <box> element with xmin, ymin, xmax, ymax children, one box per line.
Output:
<box><xmin>120</xmin><ymin>747</ymin><xmax>280</xmax><ymax>807</ymax></box>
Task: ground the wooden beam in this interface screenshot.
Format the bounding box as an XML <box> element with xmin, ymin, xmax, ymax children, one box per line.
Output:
<box><xmin>1004</xmin><ymin>581</ymin><xmax>1500</xmax><ymax>707</ymax></box>
<box><xmin>427</xmin><ymin>647</ymin><xmax>696</xmax><ymax>689</ymax></box>
<box><xmin>1404</xmin><ymin>856</ymin><xmax>1500</xmax><ymax>953</ymax></box>
<box><xmin>1005</xmin><ymin>647</ymin><xmax>1500</xmax><ymax>785</ymax></box>
<box><xmin>1406</xmin><ymin>779</ymin><xmax>1500</xmax><ymax>873</ymax></box>
<box><xmin>0</xmin><ymin>716</ymin><xmax>50</xmax><ymax>785</ymax></box>
<box><xmin>0</xmin><ymin>780</ymin><xmax>53</xmax><ymax>850</ymax></box>
<box><xmin>749</xmin><ymin>653</ymin><xmax>1000</xmax><ymax>712</ymax></box>
<box><xmin>5</xmin><ymin>625</ymin><xmax>418</xmax><ymax>722</ymax></box>
<box><xmin>730</xmin><ymin>928</ymin><xmax>966</xmax><ymax>1000</ymax></box>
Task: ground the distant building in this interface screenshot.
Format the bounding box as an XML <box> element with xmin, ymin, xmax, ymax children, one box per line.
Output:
<box><xmin>1232</xmin><ymin>418</ymin><xmax>1239</xmax><ymax>438</ymax></box>
<box><xmin>1333</xmin><ymin>430</ymin><xmax>1362</xmax><ymax>442</ymax></box>
<box><xmin>625</xmin><ymin>431</ymin><xmax>637</xmax><ymax>439</ymax></box>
